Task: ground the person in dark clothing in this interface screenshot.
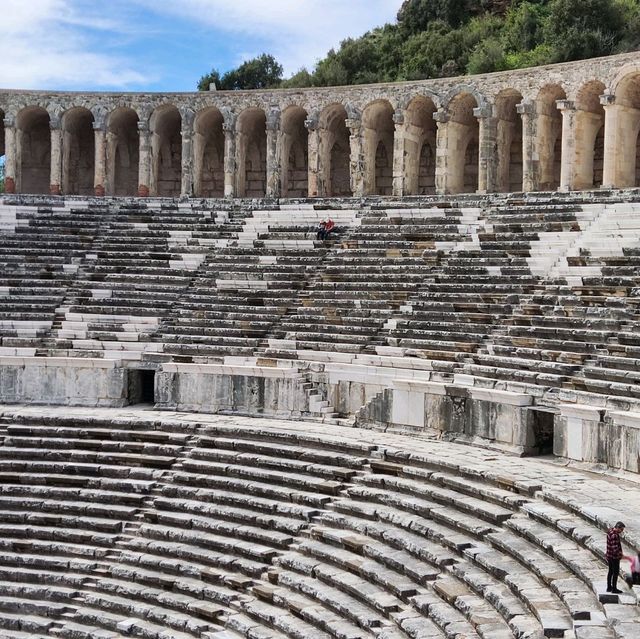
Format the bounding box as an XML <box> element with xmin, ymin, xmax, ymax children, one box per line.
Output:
<box><xmin>606</xmin><ymin>521</ymin><xmax>626</xmax><ymax>593</ymax></box>
<box><xmin>316</xmin><ymin>219</ymin><xmax>327</xmax><ymax>240</ymax></box>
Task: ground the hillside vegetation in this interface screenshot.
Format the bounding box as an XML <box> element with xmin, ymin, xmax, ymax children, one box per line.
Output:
<box><xmin>198</xmin><ymin>0</ymin><xmax>640</xmax><ymax>91</ymax></box>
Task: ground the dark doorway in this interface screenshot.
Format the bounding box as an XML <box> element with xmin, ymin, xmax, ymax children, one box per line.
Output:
<box><xmin>128</xmin><ymin>369</ymin><xmax>156</xmax><ymax>404</ymax></box>
<box><xmin>529</xmin><ymin>410</ymin><xmax>555</xmax><ymax>455</ymax></box>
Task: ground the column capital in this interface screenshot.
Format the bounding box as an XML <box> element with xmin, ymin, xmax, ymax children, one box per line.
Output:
<box><xmin>3</xmin><ymin>115</ymin><xmax>15</xmax><ymax>128</ymax></box>
<box><xmin>93</xmin><ymin>120</ymin><xmax>107</xmax><ymax>132</ymax></box>
<box><xmin>600</xmin><ymin>93</ymin><xmax>616</xmax><ymax>107</ymax></box>
<box><xmin>49</xmin><ymin>115</ymin><xmax>62</xmax><ymax>130</ymax></box>
<box><xmin>516</xmin><ymin>100</ymin><xmax>535</xmax><ymax>115</ymax></box>
<box><xmin>433</xmin><ymin>109</ymin><xmax>450</xmax><ymax>124</ymax></box>
<box><xmin>556</xmin><ymin>99</ymin><xmax>575</xmax><ymax>112</ymax></box>
<box><xmin>392</xmin><ymin>110</ymin><xmax>405</xmax><ymax>126</ymax></box>
<box><xmin>345</xmin><ymin>117</ymin><xmax>361</xmax><ymax>132</ymax></box>
<box><xmin>304</xmin><ymin>116</ymin><xmax>319</xmax><ymax>131</ymax></box>
<box><xmin>137</xmin><ymin>121</ymin><xmax>150</xmax><ymax>133</ymax></box>
<box><xmin>473</xmin><ymin>105</ymin><xmax>493</xmax><ymax>119</ymax></box>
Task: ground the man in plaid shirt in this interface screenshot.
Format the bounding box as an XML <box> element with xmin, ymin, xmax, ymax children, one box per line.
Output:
<box><xmin>606</xmin><ymin>521</ymin><xmax>626</xmax><ymax>593</ymax></box>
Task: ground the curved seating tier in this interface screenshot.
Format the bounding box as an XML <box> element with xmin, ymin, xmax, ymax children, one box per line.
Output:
<box><xmin>0</xmin><ymin>408</ymin><xmax>637</xmax><ymax>638</ymax></box>
<box><xmin>2</xmin><ymin>195</ymin><xmax>640</xmax><ymax>411</ymax></box>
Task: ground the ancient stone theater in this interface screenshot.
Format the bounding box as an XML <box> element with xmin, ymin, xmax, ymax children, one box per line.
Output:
<box><xmin>0</xmin><ymin>52</ymin><xmax>640</xmax><ymax>639</ymax></box>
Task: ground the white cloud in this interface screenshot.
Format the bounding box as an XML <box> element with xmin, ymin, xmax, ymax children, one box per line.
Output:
<box><xmin>133</xmin><ymin>0</ymin><xmax>404</xmax><ymax>75</ymax></box>
<box><xmin>0</xmin><ymin>0</ymin><xmax>146</xmax><ymax>90</ymax></box>
<box><xmin>0</xmin><ymin>0</ymin><xmax>403</xmax><ymax>90</ymax></box>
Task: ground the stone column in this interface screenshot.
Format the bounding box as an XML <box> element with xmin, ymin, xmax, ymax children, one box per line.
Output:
<box><xmin>180</xmin><ymin>109</ymin><xmax>195</xmax><ymax>198</ymax></box>
<box><xmin>601</xmin><ymin>94</ymin><xmax>621</xmax><ymax>189</ymax></box>
<box><xmin>223</xmin><ymin>120</ymin><xmax>236</xmax><ymax>199</ymax></box>
<box><xmin>474</xmin><ymin>105</ymin><xmax>498</xmax><ymax>194</ymax></box>
<box><xmin>517</xmin><ymin>100</ymin><xmax>537</xmax><ymax>192</ymax></box>
<box><xmin>3</xmin><ymin>116</ymin><xmax>17</xmax><ymax>194</ymax></box>
<box><xmin>137</xmin><ymin>122</ymin><xmax>151</xmax><ymax>198</ymax></box>
<box><xmin>433</xmin><ymin>109</ymin><xmax>450</xmax><ymax>195</ymax></box>
<box><xmin>305</xmin><ymin>117</ymin><xmax>320</xmax><ymax>197</ymax></box>
<box><xmin>557</xmin><ymin>100</ymin><xmax>577</xmax><ymax>191</ymax></box>
<box><xmin>93</xmin><ymin>121</ymin><xmax>107</xmax><ymax>197</ymax></box>
<box><xmin>346</xmin><ymin>117</ymin><xmax>364</xmax><ymax>197</ymax></box>
<box><xmin>49</xmin><ymin>116</ymin><xmax>63</xmax><ymax>195</ymax></box>
<box><xmin>392</xmin><ymin>110</ymin><xmax>407</xmax><ymax>197</ymax></box>
<box><xmin>266</xmin><ymin>110</ymin><xmax>281</xmax><ymax>198</ymax></box>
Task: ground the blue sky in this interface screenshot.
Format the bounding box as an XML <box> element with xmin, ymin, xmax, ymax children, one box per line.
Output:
<box><xmin>0</xmin><ymin>0</ymin><xmax>403</xmax><ymax>92</ymax></box>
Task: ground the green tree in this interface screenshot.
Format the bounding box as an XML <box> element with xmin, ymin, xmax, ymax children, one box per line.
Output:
<box><xmin>198</xmin><ymin>0</ymin><xmax>639</xmax><ymax>90</ymax></box>
<box><xmin>197</xmin><ymin>68</ymin><xmax>221</xmax><ymax>92</ymax></box>
<box><xmin>399</xmin><ymin>21</ymin><xmax>465</xmax><ymax>79</ymax></box>
<box><xmin>397</xmin><ymin>0</ymin><xmax>480</xmax><ymax>32</ymax></box>
<box><xmin>220</xmin><ymin>54</ymin><xmax>284</xmax><ymax>90</ymax></box>
<box><xmin>502</xmin><ymin>1</ymin><xmax>549</xmax><ymax>53</ymax></box>
<box><xmin>280</xmin><ymin>68</ymin><xmax>315</xmax><ymax>88</ymax></box>
<box><xmin>198</xmin><ymin>54</ymin><xmax>284</xmax><ymax>91</ymax></box>
<box><xmin>467</xmin><ymin>37</ymin><xmax>508</xmax><ymax>74</ymax></box>
<box><xmin>545</xmin><ymin>0</ymin><xmax>625</xmax><ymax>61</ymax></box>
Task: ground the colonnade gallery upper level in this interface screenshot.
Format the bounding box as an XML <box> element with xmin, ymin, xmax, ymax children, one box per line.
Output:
<box><xmin>2</xmin><ymin>51</ymin><xmax>640</xmax><ymax>199</ymax></box>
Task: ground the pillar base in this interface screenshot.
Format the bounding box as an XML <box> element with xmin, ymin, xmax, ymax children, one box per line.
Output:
<box><xmin>50</xmin><ymin>184</ymin><xmax>61</xmax><ymax>196</ymax></box>
<box><xmin>4</xmin><ymin>177</ymin><xmax>15</xmax><ymax>194</ymax></box>
<box><xmin>138</xmin><ymin>185</ymin><xmax>150</xmax><ymax>198</ymax></box>
<box><xmin>94</xmin><ymin>185</ymin><xmax>105</xmax><ymax>197</ymax></box>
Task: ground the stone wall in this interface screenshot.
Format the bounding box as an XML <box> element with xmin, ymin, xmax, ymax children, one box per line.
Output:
<box><xmin>0</xmin><ymin>358</ymin><xmax>128</xmax><ymax>407</ymax></box>
<box><xmin>2</xmin><ymin>52</ymin><xmax>640</xmax><ymax>199</ymax></box>
<box><xmin>154</xmin><ymin>363</ymin><xmax>310</xmax><ymax>418</ymax></box>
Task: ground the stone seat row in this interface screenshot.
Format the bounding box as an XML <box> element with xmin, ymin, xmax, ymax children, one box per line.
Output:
<box><xmin>1</xmin><ymin>412</ymin><xmax>638</xmax><ymax>637</ymax></box>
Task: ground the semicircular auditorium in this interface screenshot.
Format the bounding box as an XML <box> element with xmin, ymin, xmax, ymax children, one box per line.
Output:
<box><xmin>2</xmin><ymin>51</ymin><xmax>640</xmax><ymax>466</ymax></box>
<box><xmin>1</xmin><ymin>51</ymin><xmax>640</xmax><ymax>639</ymax></box>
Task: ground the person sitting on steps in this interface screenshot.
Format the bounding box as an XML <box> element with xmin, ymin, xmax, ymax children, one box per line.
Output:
<box><xmin>606</xmin><ymin>521</ymin><xmax>626</xmax><ymax>593</ymax></box>
<box><xmin>324</xmin><ymin>216</ymin><xmax>335</xmax><ymax>238</ymax></box>
<box><xmin>316</xmin><ymin>219</ymin><xmax>327</xmax><ymax>241</ymax></box>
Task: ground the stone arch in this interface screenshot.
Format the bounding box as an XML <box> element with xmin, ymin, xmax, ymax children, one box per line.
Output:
<box><xmin>236</xmin><ymin>108</ymin><xmax>266</xmax><ymax>198</ymax></box>
<box><xmin>362</xmin><ymin>100</ymin><xmax>394</xmax><ymax>196</ymax></box>
<box><xmin>107</xmin><ymin>107</ymin><xmax>139</xmax><ymax>197</ymax></box>
<box><xmin>610</xmin><ymin>71</ymin><xmax>640</xmax><ymax>187</ymax></box>
<box><xmin>536</xmin><ymin>84</ymin><xmax>565</xmax><ymax>191</ymax></box>
<box><xmin>404</xmin><ymin>95</ymin><xmax>437</xmax><ymax>195</ymax></box>
<box><xmin>448</xmin><ymin>92</ymin><xmax>479</xmax><ymax>194</ymax></box>
<box><xmin>280</xmin><ymin>106</ymin><xmax>308</xmax><ymax>198</ymax></box>
<box><xmin>574</xmin><ymin>81</ymin><xmax>606</xmax><ymax>189</ymax></box>
<box><xmin>495</xmin><ymin>89</ymin><xmax>523</xmax><ymax>192</ymax></box>
<box><xmin>61</xmin><ymin>107</ymin><xmax>94</xmax><ymax>196</ymax></box>
<box><xmin>611</xmin><ymin>63</ymin><xmax>640</xmax><ymax>99</ymax></box>
<box><xmin>150</xmin><ymin>105</ymin><xmax>182</xmax><ymax>197</ymax></box>
<box><xmin>442</xmin><ymin>84</ymin><xmax>488</xmax><ymax>113</ymax></box>
<box><xmin>16</xmin><ymin>106</ymin><xmax>51</xmax><ymax>194</ymax></box>
<box><xmin>318</xmin><ymin>103</ymin><xmax>351</xmax><ymax>197</ymax></box>
<box><xmin>193</xmin><ymin>107</ymin><xmax>224</xmax><ymax>198</ymax></box>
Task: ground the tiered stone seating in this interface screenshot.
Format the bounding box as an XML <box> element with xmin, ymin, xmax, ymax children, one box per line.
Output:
<box><xmin>0</xmin><ymin>203</ymin><xmax>106</xmax><ymax>357</ymax></box>
<box><xmin>51</xmin><ymin>203</ymin><xmax>244</xmax><ymax>362</ymax></box>
<box><xmin>460</xmin><ymin>202</ymin><xmax>640</xmax><ymax>398</ymax></box>
<box><xmin>0</xmin><ymin>413</ymin><xmax>240</xmax><ymax>638</ymax></box>
<box><xmin>1</xmin><ymin>407</ymin><xmax>637</xmax><ymax>638</ymax></box>
<box><xmin>380</xmin><ymin>204</ymin><xmax>593</xmax><ymax>373</ymax></box>
<box><xmin>265</xmin><ymin>206</ymin><xmax>472</xmax><ymax>363</ymax></box>
<box><xmin>155</xmin><ymin>206</ymin><xmax>358</xmax><ymax>362</ymax></box>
